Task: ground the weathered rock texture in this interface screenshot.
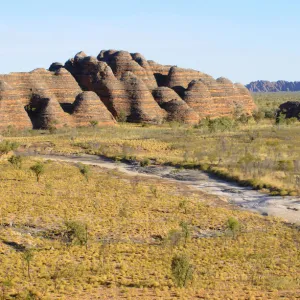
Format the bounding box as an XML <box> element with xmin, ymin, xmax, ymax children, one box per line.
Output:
<box><xmin>246</xmin><ymin>80</ymin><xmax>300</xmax><ymax>92</ymax></box>
<box><xmin>64</xmin><ymin>50</ymin><xmax>256</xmax><ymax>124</ymax></box>
<box><xmin>0</xmin><ymin>49</ymin><xmax>257</xmax><ymax>130</ymax></box>
<box><xmin>65</xmin><ymin>51</ymin><xmax>165</xmax><ymax>123</ymax></box>
<box><xmin>277</xmin><ymin>101</ymin><xmax>300</xmax><ymax>120</ymax></box>
<box><xmin>0</xmin><ymin>67</ymin><xmax>116</xmax><ymax>129</ymax></box>
<box><xmin>0</xmin><ymin>81</ymin><xmax>32</xmax><ymax>130</ymax></box>
<box><xmin>73</xmin><ymin>92</ymin><xmax>116</xmax><ymax>126</ymax></box>
<box><xmin>152</xmin><ymin>87</ymin><xmax>199</xmax><ymax>124</ymax></box>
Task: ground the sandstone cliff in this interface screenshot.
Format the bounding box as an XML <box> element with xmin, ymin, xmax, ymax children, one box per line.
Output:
<box><xmin>246</xmin><ymin>80</ymin><xmax>300</xmax><ymax>92</ymax></box>
<box><xmin>0</xmin><ymin>49</ymin><xmax>257</xmax><ymax>130</ymax></box>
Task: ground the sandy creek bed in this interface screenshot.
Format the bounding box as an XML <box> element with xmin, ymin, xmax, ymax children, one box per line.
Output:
<box><xmin>18</xmin><ymin>151</ymin><xmax>300</xmax><ymax>224</ymax></box>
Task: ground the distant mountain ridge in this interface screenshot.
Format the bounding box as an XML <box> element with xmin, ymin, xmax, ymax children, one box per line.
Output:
<box><xmin>246</xmin><ymin>80</ymin><xmax>300</xmax><ymax>92</ymax></box>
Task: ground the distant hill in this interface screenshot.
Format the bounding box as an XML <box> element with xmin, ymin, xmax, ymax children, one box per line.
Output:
<box><xmin>246</xmin><ymin>80</ymin><xmax>300</xmax><ymax>92</ymax></box>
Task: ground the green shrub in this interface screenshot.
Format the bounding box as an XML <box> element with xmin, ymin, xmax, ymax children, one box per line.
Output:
<box><xmin>252</xmin><ymin>110</ymin><xmax>265</xmax><ymax>122</ymax></box>
<box><xmin>90</xmin><ymin>120</ymin><xmax>99</xmax><ymax>128</ymax></box>
<box><xmin>179</xmin><ymin>221</ymin><xmax>191</xmax><ymax>247</ymax></box>
<box><xmin>30</xmin><ymin>162</ymin><xmax>45</xmax><ymax>182</ymax></box>
<box><xmin>227</xmin><ymin>217</ymin><xmax>240</xmax><ymax>239</ymax></box>
<box><xmin>8</xmin><ymin>155</ymin><xmax>23</xmax><ymax>169</ymax></box>
<box><xmin>64</xmin><ymin>220</ymin><xmax>88</xmax><ymax>247</ymax></box>
<box><xmin>171</xmin><ymin>254</ymin><xmax>194</xmax><ymax>287</ymax></box>
<box><xmin>140</xmin><ymin>158</ymin><xmax>150</xmax><ymax>167</ymax></box>
<box><xmin>0</xmin><ymin>141</ymin><xmax>19</xmax><ymax>155</ymax></box>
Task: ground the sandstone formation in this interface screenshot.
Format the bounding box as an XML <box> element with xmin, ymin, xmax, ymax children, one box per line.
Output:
<box><xmin>65</xmin><ymin>51</ymin><xmax>165</xmax><ymax>123</ymax></box>
<box><xmin>233</xmin><ymin>83</ymin><xmax>257</xmax><ymax>114</ymax></box>
<box><xmin>98</xmin><ymin>51</ymin><xmax>157</xmax><ymax>90</ymax></box>
<box><xmin>246</xmin><ymin>80</ymin><xmax>300</xmax><ymax>92</ymax></box>
<box><xmin>0</xmin><ymin>67</ymin><xmax>116</xmax><ymax>129</ymax></box>
<box><xmin>120</xmin><ymin>72</ymin><xmax>165</xmax><ymax>123</ymax></box>
<box><xmin>0</xmin><ymin>81</ymin><xmax>32</xmax><ymax>130</ymax></box>
<box><xmin>0</xmin><ymin>48</ymin><xmax>257</xmax><ymax>130</ymax></box>
<box><xmin>277</xmin><ymin>101</ymin><xmax>300</xmax><ymax>120</ymax></box>
<box><xmin>148</xmin><ymin>60</ymin><xmax>172</xmax><ymax>87</ymax></box>
<box><xmin>183</xmin><ymin>80</ymin><xmax>214</xmax><ymax>118</ymax></box>
<box><xmin>72</xmin><ymin>92</ymin><xmax>116</xmax><ymax>126</ymax></box>
<box><xmin>152</xmin><ymin>87</ymin><xmax>199</xmax><ymax>124</ymax></box>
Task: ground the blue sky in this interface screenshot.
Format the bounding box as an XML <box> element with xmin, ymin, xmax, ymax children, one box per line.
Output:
<box><xmin>1</xmin><ymin>0</ymin><xmax>299</xmax><ymax>83</ymax></box>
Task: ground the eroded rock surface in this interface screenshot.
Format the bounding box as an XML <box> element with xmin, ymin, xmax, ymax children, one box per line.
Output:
<box><xmin>0</xmin><ymin>49</ymin><xmax>257</xmax><ymax>130</ymax></box>
<box><xmin>0</xmin><ymin>67</ymin><xmax>116</xmax><ymax>129</ymax></box>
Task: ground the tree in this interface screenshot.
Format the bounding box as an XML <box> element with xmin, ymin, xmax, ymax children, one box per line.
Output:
<box><xmin>30</xmin><ymin>162</ymin><xmax>45</xmax><ymax>182</ymax></box>
<box><xmin>180</xmin><ymin>221</ymin><xmax>191</xmax><ymax>247</ymax></box>
<box><xmin>8</xmin><ymin>155</ymin><xmax>23</xmax><ymax>169</ymax></box>
<box><xmin>227</xmin><ymin>217</ymin><xmax>240</xmax><ymax>239</ymax></box>
<box><xmin>22</xmin><ymin>249</ymin><xmax>34</xmax><ymax>280</ymax></box>
<box><xmin>171</xmin><ymin>254</ymin><xmax>194</xmax><ymax>287</ymax></box>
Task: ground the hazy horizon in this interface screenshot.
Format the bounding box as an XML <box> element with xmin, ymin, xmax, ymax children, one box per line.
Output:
<box><xmin>1</xmin><ymin>0</ymin><xmax>300</xmax><ymax>84</ymax></box>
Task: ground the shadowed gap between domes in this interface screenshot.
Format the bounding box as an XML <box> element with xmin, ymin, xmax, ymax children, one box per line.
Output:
<box><xmin>59</xmin><ymin>103</ymin><xmax>74</xmax><ymax>114</ymax></box>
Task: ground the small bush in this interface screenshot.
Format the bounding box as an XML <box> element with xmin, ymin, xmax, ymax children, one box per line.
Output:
<box><xmin>64</xmin><ymin>220</ymin><xmax>88</xmax><ymax>247</ymax></box>
<box><xmin>171</xmin><ymin>254</ymin><xmax>194</xmax><ymax>287</ymax></box>
<box><xmin>252</xmin><ymin>110</ymin><xmax>265</xmax><ymax>122</ymax></box>
<box><xmin>90</xmin><ymin>120</ymin><xmax>99</xmax><ymax>128</ymax></box>
<box><xmin>8</xmin><ymin>155</ymin><xmax>23</xmax><ymax>169</ymax></box>
<box><xmin>140</xmin><ymin>158</ymin><xmax>150</xmax><ymax>167</ymax></box>
<box><xmin>30</xmin><ymin>162</ymin><xmax>45</xmax><ymax>182</ymax></box>
<box><xmin>227</xmin><ymin>217</ymin><xmax>240</xmax><ymax>239</ymax></box>
<box><xmin>78</xmin><ymin>163</ymin><xmax>90</xmax><ymax>181</ymax></box>
<box><xmin>0</xmin><ymin>141</ymin><xmax>19</xmax><ymax>155</ymax></box>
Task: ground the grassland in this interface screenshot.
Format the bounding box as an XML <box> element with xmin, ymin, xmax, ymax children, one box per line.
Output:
<box><xmin>0</xmin><ymin>156</ymin><xmax>299</xmax><ymax>299</ymax></box>
<box><xmin>253</xmin><ymin>91</ymin><xmax>300</xmax><ymax>118</ymax></box>
<box><xmin>0</xmin><ymin>92</ymin><xmax>299</xmax><ymax>299</ymax></box>
<box><xmin>5</xmin><ymin>116</ymin><xmax>300</xmax><ymax>196</ymax></box>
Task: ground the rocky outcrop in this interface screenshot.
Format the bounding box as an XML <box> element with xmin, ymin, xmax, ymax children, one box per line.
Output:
<box><xmin>183</xmin><ymin>80</ymin><xmax>214</xmax><ymax>118</ymax></box>
<box><xmin>152</xmin><ymin>87</ymin><xmax>199</xmax><ymax>124</ymax></box>
<box><xmin>0</xmin><ymin>67</ymin><xmax>117</xmax><ymax>130</ymax></box>
<box><xmin>246</xmin><ymin>80</ymin><xmax>300</xmax><ymax>92</ymax></box>
<box><xmin>98</xmin><ymin>50</ymin><xmax>157</xmax><ymax>90</ymax></box>
<box><xmin>0</xmin><ymin>81</ymin><xmax>32</xmax><ymax>130</ymax></box>
<box><xmin>65</xmin><ymin>52</ymin><xmax>164</xmax><ymax>123</ymax></box>
<box><xmin>64</xmin><ymin>50</ymin><xmax>256</xmax><ymax>123</ymax></box>
<box><xmin>72</xmin><ymin>92</ymin><xmax>116</xmax><ymax>126</ymax></box>
<box><xmin>121</xmin><ymin>72</ymin><xmax>165</xmax><ymax>123</ymax></box>
<box><xmin>28</xmin><ymin>92</ymin><xmax>73</xmax><ymax>129</ymax></box>
<box><xmin>0</xmin><ymin>68</ymin><xmax>82</xmax><ymax>106</ymax></box>
<box><xmin>148</xmin><ymin>61</ymin><xmax>172</xmax><ymax>87</ymax></box>
<box><xmin>166</xmin><ymin>67</ymin><xmax>212</xmax><ymax>97</ymax></box>
<box><xmin>277</xmin><ymin>101</ymin><xmax>300</xmax><ymax>120</ymax></box>
<box><xmin>0</xmin><ymin>48</ymin><xmax>257</xmax><ymax>130</ymax></box>
<box><xmin>234</xmin><ymin>83</ymin><xmax>257</xmax><ymax>114</ymax></box>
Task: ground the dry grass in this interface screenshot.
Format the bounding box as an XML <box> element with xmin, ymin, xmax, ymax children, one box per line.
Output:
<box><xmin>0</xmin><ymin>157</ymin><xmax>299</xmax><ymax>299</ymax></box>
<box><xmin>6</xmin><ymin>118</ymin><xmax>300</xmax><ymax>195</ymax></box>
